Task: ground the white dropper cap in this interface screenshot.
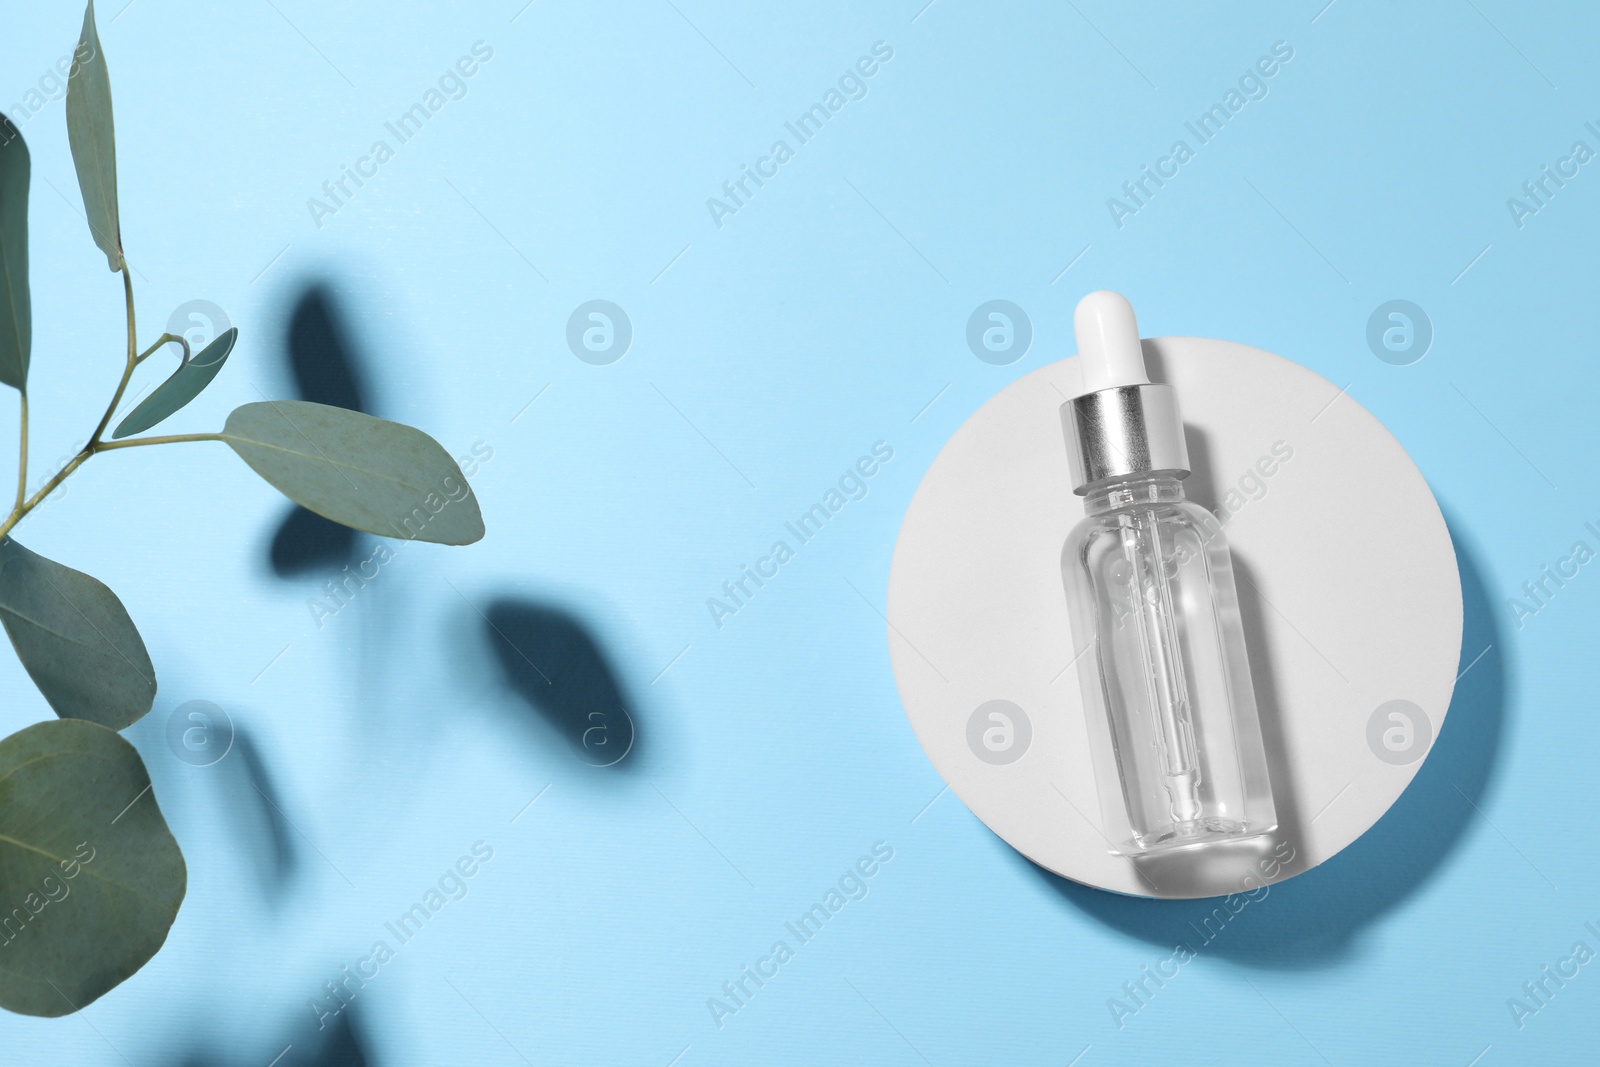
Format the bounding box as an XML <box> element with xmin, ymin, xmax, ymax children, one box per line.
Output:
<box><xmin>1074</xmin><ymin>290</ymin><xmax>1150</xmax><ymax>394</ymax></box>
<box><xmin>1060</xmin><ymin>290</ymin><xmax>1189</xmax><ymax>491</ymax></box>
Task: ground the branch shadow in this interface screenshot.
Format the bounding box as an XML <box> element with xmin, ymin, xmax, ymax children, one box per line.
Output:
<box><xmin>1027</xmin><ymin>516</ymin><xmax>1503</xmax><ymax>968</ymax></box>
<box><xmin>216</xmin><ymin>723</ymin><xmax>299</xmax><ymax>901</ymax></box>
<box><xmin>127</xmin><ymin>706</ymin><xmax>300</xmax><ymax>906</ymax></box>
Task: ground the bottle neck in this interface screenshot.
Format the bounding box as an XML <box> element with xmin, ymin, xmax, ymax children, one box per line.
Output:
<box><xmin>1082</xmin><ymin>471</ymin><xmax>1187</xmax><ymax>515</ymax></box>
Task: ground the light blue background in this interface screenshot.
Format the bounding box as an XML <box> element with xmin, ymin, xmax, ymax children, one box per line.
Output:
<box><xmin>1</xmin><ymin>0</ymin><xmax>1597</xmax><ymax>1064</ymax></box>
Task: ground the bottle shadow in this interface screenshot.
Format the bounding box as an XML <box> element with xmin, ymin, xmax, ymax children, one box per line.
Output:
<box><xmin>1026</xmin><ymin>517</ymin><xmax>1502</xmax><ymax>967</ymax></box>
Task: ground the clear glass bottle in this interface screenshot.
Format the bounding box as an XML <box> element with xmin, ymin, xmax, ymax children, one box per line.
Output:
<box><xmin>1060</xmin><ymin>292</ymin><xmax>1275</xmax><ymax>856</ymax></box>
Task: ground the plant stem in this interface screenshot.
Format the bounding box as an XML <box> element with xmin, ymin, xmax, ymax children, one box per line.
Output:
<box><xmin>135</xmin><ymin>332</ymin><xmax>190</xmax><ymax>365</ymax></box>
<box><xmin>93</xmin><ymin>433</ymin><xmax>219</xmax><ymax>451</ymax></box>
<box><xmin>86</xmin><ymin>264</ymin><xmax>139</xmax><ymax>450</ymax></box>
<box><xmin>0</xmin><ymin>261</ymin><xmax>218</xmax><ymax>543</ymax></box>
<box><xmin>0</xmin><ymin>434</ymin><xmax>223</xmax><ymax>540</ymax></box>
<box><xmin>0</xmin><ymin>450</ymin><xmax>88</xmax><ymax>540</ymax></box>
<box><xmin>13</xmin><ymin>391</ymin><xmax>26</xmax><ymax>513</ymax></box>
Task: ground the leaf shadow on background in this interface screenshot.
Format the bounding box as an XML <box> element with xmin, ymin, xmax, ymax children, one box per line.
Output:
<box><xmin>218</xmin><ymin>725</ymin><xmax>299</xmax><ymax>899</ymax></box>
<box><xmin>129</xmin><ymin>709</ymin><xmax>300</xmax><ymax>906</ymax></box>
<box><xmin>268</xmin><ymin>284</ymin><xmax>369</xmax><ymax>577</ymax></box>
<box><xmin>300</xmin><ymin>1008</ymin><xmax>371</xmax><ymax>1067</ymax></box>
<box><xmin>1023</xmin><ymin>518</ymin><xmax>1504</xmax><ymax>968</ymax></box>
<box><xmin>178</xmin><ymin>1004</ymin><xmax>370</xmax><ymax>1066</ymax></box>
<box><xmin>480</xmin><ymin>598</ymin><xmax>640</xmax><ymax>773</ymax></box>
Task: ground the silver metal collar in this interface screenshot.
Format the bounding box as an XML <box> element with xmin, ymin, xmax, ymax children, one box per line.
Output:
<box><xmin>1060</xmin><ymin>384</ymin><xmax>1190</xmax><ymax>493</ymax></box>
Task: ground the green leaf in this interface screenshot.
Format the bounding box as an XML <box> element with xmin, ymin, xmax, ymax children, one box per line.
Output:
<box><xmin>222</xmin><ymin>401</ymin><xmax>485</xmax><ymax>545</ymax></box>
<box><xmin>65</xmin><ymin>1</ymin><xmax>121</xmax><ymax>271</ymax></box>
<box><xmin>0</xmin><ymin>719</ymin><xmax>186</xmax><ymax>1017</ymax></box>
<box><xmin>0</xmin><ymin>539</ymin><xmax>156</xmax><ymax>730</ymax></box>
<box><xmin>0</xmin><ymin>113</ymin><xmax>29</xmax><ymax>391</ymax></box>
<box><xmin>111</xmin><ymin>327</ymin><xmax>236</xmax><ymax>439</ymax></box>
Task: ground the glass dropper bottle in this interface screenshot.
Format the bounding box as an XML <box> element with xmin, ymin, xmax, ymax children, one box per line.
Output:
<box><xmin>1059</xmin><ymin>291</ymin><xmax>1276</xmax><ymax>855</ymax></box>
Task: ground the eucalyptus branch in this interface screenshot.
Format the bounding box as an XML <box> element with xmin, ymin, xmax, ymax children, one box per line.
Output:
<box><xmin>135</xmin><ymin>332</ymin><xmax>189</xmax><ymax>365</ymax></box>
<box><xmin>0</xmin><ymin>450</ymin><xmax>88</xmax><ymax>540</ymax></box>
<box><xmin>0</xmin><ymin>1</ymin><xmax>483</xmax><ymax>1020</ymax></box>
<box><xmin>13</xmin><ymin>392</ymin><xmax>26</xmax><ymax>513</ymax></box>
<box><xmin>85</xmin><ymin>261</ymin><xmax>137</xmax><ymax>449</ymax></box>
<box><xmin>0</xmin><ymin>261</ymin><xmax>196</xmax><ymax>540</ymax></box>
<box><xmin>0</xmin><ymin>432</ymin><xmax>219</xmax><ymax>541</ymax></box>
<box><xmin>93</xmin><ymin>432</ymin><xmax>218</xmax><ymax>451</ymax></box>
